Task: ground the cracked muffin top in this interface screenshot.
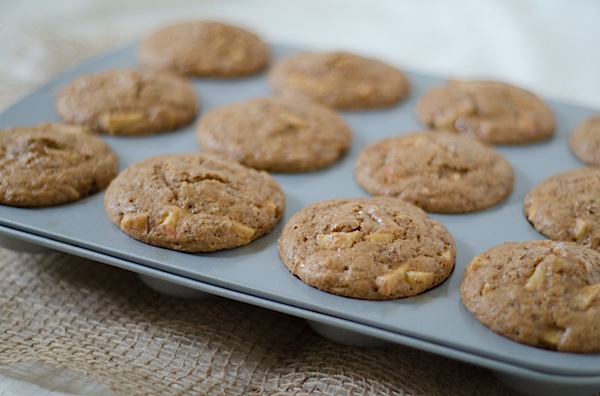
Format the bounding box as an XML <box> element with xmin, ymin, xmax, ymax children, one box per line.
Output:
<box><xmin>196</xmin><ymin>96</ymin><xmax>352</xmax><ymax>173</ymax></box>
<box><xmin>268</xmin><ymin>51</ymin><xmax>409</xmax><ymax>110</ymax></box>
<box><xmin>138</xmin><ymin>21</ymin><xmax>269</xmax><ymax>78</ymax></box>
<box><xmin>57</xmin><ymin>68</ymin><xmax>198</xmax><ymax>136</ymax></box>
<box><xmin>460</xmin><ymin>240</ymin><xmax>600</xmax><ymax>353</ymax></box>
<box><xmin>416</xmin><ymin>80</ymin><xmax>555</xmax><ymax>145</ymax></box>
<box><xmin>0</xmin><ymin>123</ymin><xmax>118</xmax><ymax>207</ymax></box>
<box><xmin>278</xmin><ymin>196</ymin><xmax>455</xmax><ymax>300</ymax></box>
<box><xmin>355</xmin><ymin>131</ymin><xmax>514</xmax><ymax>213</ymax></box>
<box><xmin>104</xmin><ymin>152</ymin><xmax>285</xmax><ymax>252</ymax></box>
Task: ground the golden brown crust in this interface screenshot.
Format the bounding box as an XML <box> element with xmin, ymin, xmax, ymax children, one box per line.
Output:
<box><xmin>278</xmin><ymin>197</ymin><xmax>455</xmax><ymax>300</ymax></box>
<box><xmin>268</xmin><ymin>52</ymin><xmax>409</xmax><ymax>110</ymax></box>
<box><xmin>524</xmin><ymin>167</ymin><xmax>600</xmax><ymax>250</ymax></box>
<box><xmin>460</xmin><ymin>240</ymin><xmax>600</xmax><ymax>353</ymax></box>
<box><xmin>355</xmin><ymin>132</ymin><xmax>514</xmax><ymax>213</ymax></box>
<box><xmin>0</xmin><ymin>123</ymin><xmax>118</xmax><ymax>207</ymax></box>
<box><xmin>416</xmin><ymin>80</ymin><xmax>555</xmax><ymax>145</ymax></box>
<box><xmin>569</xmin><ymin>113</ymin><xmax>600</xmax><ymax>166</ymax></box>
<box><xmin>104</xmin><ymin>153</ymin><xmax>285</xmax><ymax>252</ymax></box>
<box><xmin>56</xmin><ymin>69</ymin><xmax>198</xmax><ymax>136</ymax></box>
<box><xmin>138</xmin><ymin>21</ymin><xmax>269</xmax><ymax>78</ymax></box>
<box><xmin>196</xmin><ymin>96</ymin><xmax>352</xmax><ymax>172</ymax></box>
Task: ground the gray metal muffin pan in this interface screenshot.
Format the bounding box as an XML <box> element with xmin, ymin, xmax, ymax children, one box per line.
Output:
<box><xmin>0</xmin><ymin>43</ymin><xmax>599</xmax><ymax>396</ymax></box>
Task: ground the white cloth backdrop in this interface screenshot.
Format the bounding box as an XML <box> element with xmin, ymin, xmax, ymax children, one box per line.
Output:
<box><xmin>2</xmin><ymin>0</ymin><xmax>600</xmax><ymax>110</ymax></box>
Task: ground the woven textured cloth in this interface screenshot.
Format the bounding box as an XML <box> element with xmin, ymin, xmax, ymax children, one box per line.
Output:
<box><xmin>0</xmin><ymin>249</ymin><xmax>517</xmax><ymax>395</ymax></box>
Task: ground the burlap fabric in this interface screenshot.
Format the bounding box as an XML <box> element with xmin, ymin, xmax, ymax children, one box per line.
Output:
<box><xmin>0</xmin><ymin>248</ymin><xmax>522</xmax><ymax>395</ymax></box>
<box><xmin>0</xmin><ymin>17</ymin><xmax>552</xmax><ymax>396</ymax></box>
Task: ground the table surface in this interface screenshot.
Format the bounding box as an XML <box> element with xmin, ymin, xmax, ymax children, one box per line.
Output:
<box><xmin>1</xmin><ymin>1</ymin><xmax>599</xmax><ymax>395</ymax></box>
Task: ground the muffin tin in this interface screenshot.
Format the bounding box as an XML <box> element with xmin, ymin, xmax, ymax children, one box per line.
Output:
<box><xmin>0</xmin><ymin>43</ymin><xmax>599</xmax><ymax>396</ymax></box>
